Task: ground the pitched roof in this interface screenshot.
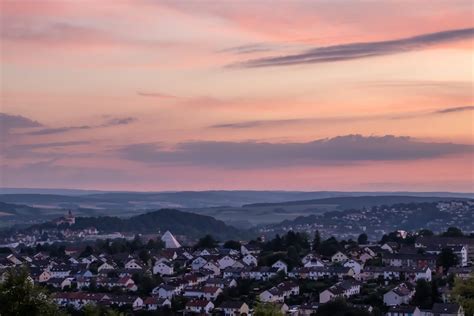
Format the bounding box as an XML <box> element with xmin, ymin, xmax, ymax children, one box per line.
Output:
<box><xmin>432</xmin><ymin>303</ymin><xmax>461</xmax><ymax>314</ymax></box>
<box><xmin>161</xmin><ymin>231</ymin><xmax>181</xmax><ymax>249</ymax></box>
<box><xmin>220</xmin><ymin>301</ymin><xmax>246</xmax><ymax>309</ymax></box>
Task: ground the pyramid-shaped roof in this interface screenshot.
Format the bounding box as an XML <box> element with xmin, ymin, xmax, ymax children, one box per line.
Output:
<box><xmin>161</xmin><ymin>231</ymin><xmax>181</xmax><ymax>248</ymax></box>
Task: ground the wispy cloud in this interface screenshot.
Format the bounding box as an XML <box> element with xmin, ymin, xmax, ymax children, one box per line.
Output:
<box><xmin>210</xmin><ymin>106</ymin><xmax>474</xmax><ymax>129</ymax></box>
<box><xmin>27</xmin><ymin>116</ymin><xmax>136</xmax><ymax>136</ymax></box>
<box><xmin>219</xmin><ymin>43</ymin><xmax>277</xmax><ymax>55</ymax></box>
<box><xmin>117</xmin><ymin>135</ymin><xmax>473</xmax><ymax>169</ymax></box>
<box><xmin>434</xmin><ymin>105</ymin><xmax>474</xmax><ymax>114</ymax></box>
<box><xmin>3</xmin><ymin>141</ymin><xmax>91</xmax><ymax>159</ymax></box>
<box><xmin>0</xmin><ymin>113</ymin><xmax>42</xmax><ymax>134</ymax></box>
<box><xmin>137</xmin><ymin>91</ymin><xmax>180</xmax><ymax>99</ymax></box>
<box><xmin>231</xmin><ymin>28</ymin><xmax>474</xmax><ymax>68</ymax></box>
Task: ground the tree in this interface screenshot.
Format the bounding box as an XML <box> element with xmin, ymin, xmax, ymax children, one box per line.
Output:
<box><xmin>223</xmin><ymin>240</ymin><xmax>241</xmax><ymax>250</ymax></box>
<box><xmin>286</xmin><ymin>245</ymin><xmax>301</xmax><ymax>269</ymax></box>
<box><xmin>418</xmin><ymin>229</ymin><xmax>434</xmax><ymax>237</ymax></box>
<box><xmin>357</xmin><ymin>233</ymin><xmax>368</xmax><ymax>245</ymax></box>
<box><xmin>194</xmin><ymin>234</ymin><xmax>218</xmax><ymax>249</ymax></box>
<box><xmin>253</xmin><ymin>302</ymin><xmax>284</xmax><ymax>316</ymax></box>
<box><xmin>441</xmin><ymin>227</ymin><xmax>464</xmax><ymax>237</ymax></box>
<box><xmin>319</xmin><ymin>237</ymin><xmax>341</xmax><ymax>257</ymax></box>
<box><xmin>316</xmin><ymin>298</ymin><xmax>371</xmax><ymax>316</ymax></box>
<box><xmin>411</xmin><ymin>279</ymin><xmax>433</xmax><ymax>308</ymax></box>
<box><xmin>452</xmin><ymin>274</ymin><xmax>474</xmax><ymax>315</ymax></box>
<box><xmin>80</xmin><ymin>245</ymin><xmax>94</xmax><ymax>257</ymax></box>
<box><xmin>312</xmin><ymin>231</ymin><xmax>321</xmax><ymax>252</ymax></box>
<box><xmin>0</xmin><ymin>267</ymin><xmax>65</xmax><ymax>316</ymax></box>
<box><xmin>437</xmin><ymin>248</ymin><xmax>459</xmax><ymax>271</ymax></box>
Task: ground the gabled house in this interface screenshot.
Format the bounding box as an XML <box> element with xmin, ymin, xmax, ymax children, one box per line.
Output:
<box><xmin>152</xmin><ymin>284</ymin><xmax>181</xmax><ymax>299</ymax></box>
<box><xmin>331</xmin><ymin>251</ymin><xmax>348</xmax><ymax>263</ymax></box>
<box><xmin>319</xmin><ymin>280</ymin><xmax>360</xmax><ymax>303</ymax></box>
<box><xmin>343</xmin><ymin>259</ymin><xmax>363</xmax><ymax>275</ymax></box>
<box><xmin>259</xmin><ymin>287</ymin><xmax>285</xmax><ymax>303</ymax></box>
<box><xmin>143</xmin><ymin>297</ymin><xmax>171</xmax><ymax>311</ymax></box>
<box><xmin>153</xmin><ymin>261</ymin><xmax>174</xmax><ymax>275</ymax></box>
<box><xmin>272</xmin><ymin>260</ymin><xmax>288</xmax><ymax>274</ymax></box>
<box><xmin>124</xmin><ymin>259</ymin><xmax>145</xmax><ymax>270</ymax></box>
<box><xmin>218</xmin><ymin>255</ymin><xmax>237</xmax><ymax>270</ymax></box>
<box><xmin>219</xmin><ymin>301</ymin><xmax>249</xmax><ymax>316</ymax></box>
<box><xmin>185</xmin><ymin>299</ymin><xmax>214</xmax><ymax>314</ymax></box>
<box><xmin>240</xmin><ymin>244</ymin><xmax>261</xmax><ymax>256</ymax></box>
<box><xmin>386</xmin><ymin>305</ymin><xmax>421</xmax><ymax>316</ymax></box>
<box><xmin>304</xmin><ymin>258</ymin><xmax>325</xmax><ymax>268</ymax></box>
<box><xmin>242</xmin><ymin>254</ymin><xmax>258</xmax><ymax>266</ymax></box>
<box><xmin>97</xmin><ymin>262</ymin><xmax>115</xmax><ymax>272</ymax></box>
<box><xmin>191</xmin><ymin>257</ymin><xmax>208</xmax><ymax>270</ymax></box>
<box><xmin>202</xmin><ymin>261</ymin><xmax>221</xmax><ymax>275</ymax></box>
<box><xmin>383</xmin><ymin>283</ymin><xmax>414</xmax><ymax>306</ymax></box>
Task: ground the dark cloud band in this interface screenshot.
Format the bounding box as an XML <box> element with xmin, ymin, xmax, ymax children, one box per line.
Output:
<box><xmin>117</xmin><ymin>135</ymin><xmax>473</xmax><ymax>168</ymax></box>
<box><xmin>231</xmin><ymin>28</ymin><xmax>474</xmax><ymax>68</ymax></box>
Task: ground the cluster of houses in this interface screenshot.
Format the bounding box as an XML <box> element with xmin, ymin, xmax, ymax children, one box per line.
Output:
<box><xmin>0</xmin><ymin>230</ymin><xmax>470</xmax><ymax>315</ymax></box>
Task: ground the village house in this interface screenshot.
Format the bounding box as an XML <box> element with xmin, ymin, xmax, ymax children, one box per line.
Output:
<box><xmin>219</xmin><ymin>301</ymin><xmax>249</xmax><ymax>316</ymax></box>
<box><xmin>218</xmin><ymin>255</ymin><xmax>237</xmax><ymax>269</ymax></box>
<box><xmin>259</xmin><ymin>287</ymin><xmax>285</xmax><ymax>303</ymax></box>
<box><xmin>152</xmin><ymin>284</ymin><xmax>182</xmax><ymax>299</ymax></box>
<box><xmin>331</xmin><ymin>251</ymin><xmax>349</xmax><ymax>263</ymax></box>
<box><xmin>185</xmin><ymin>299</ymin><xmax>214</xmax><ymax>314</ymax></box>
<box><xmin>153</xmin><ymin>261</ymin><xmax>174</xmax><ymax>275</ymax></box>
<box><xmin>271</xmin><ymin>260</ymin><xmax>288</xmax><ymax>274</ymax></box>
<box><xmin>319</xmin><ymin>280</ymin><xmax>360</xmax><ymax>304</ymax></box>
<box><xmin>383</xmin><ymin>283</ymin><xmax>414</xmax><ymax>306</ymax></box>
<box><xmin>240</xmin><ymin>244</ymin><xmax>261</xmax><ymax>256</ymax></box>
<box><xmin>242</xmin><ymin>254</ymin><xmax>258</xmax><ymax>266</ymax></box>
<box><xmin>143</xmin><ymin>297</ymin><xmax>171</xmax><ymax>311</ymax></box>
<box><xmin>386</xmin><ymin>305</ymin><xmax>421</xmax><ymax>316</ymax></box>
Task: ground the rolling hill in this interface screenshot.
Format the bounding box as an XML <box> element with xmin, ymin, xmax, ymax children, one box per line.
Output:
<box><xmin>33</xmin><ymin>209</ymin><xmax>246</xmax><ymax>240</ymax></box>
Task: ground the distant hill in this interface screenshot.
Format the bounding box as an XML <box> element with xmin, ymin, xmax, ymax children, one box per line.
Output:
<box><xmin>244</xmin><ymin>195</ymin><xmax>472</xmax><ymax>209</ymax></box>
<box><xmin>0</xmin><ymin>201</ymin><xmax>40</xmax><ymax>218</ymax></box>
<box><xmin>34</xmin><ymin>209</ymin><xmax>246</xmax><ymax>240</ymax></box>
<box><xmin>1</xmin><ymin>190</ymin><xmax>472</xmax><ymax>228</ymax></box>
<box><xmin>0</xmin><ymin>190</ymin><xmax>472</xmax><ymax>209</ymax></box>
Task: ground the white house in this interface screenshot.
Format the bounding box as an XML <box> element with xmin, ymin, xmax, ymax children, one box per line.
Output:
<box><xmin>203</xmin><ymin>261</ymin><xmax>221</xmax><ymax>275</ymax></box>
<box><xmin>304</xmin><ymin>258</ymin><xmax>325</xmax><ymax>268</ymax></box>
<box><xmin>185</xmin><ymin>300</ymin><xmax>214</xmax><ymax>314</ymax></box>
<box><xmin>241</xmin><ymin>244</ymin><xmax>261</xmax><ymax>255</ymax></box>
<box><xmin>242</xmin><ymin>254</ymin><xmax>258</xmax><ymax>266</ymax></box>
<box><xmin>219</xmin><ymin>301</ymin><xmax>249</xmax><ymax>316</ymax></box>
<box><xmin>331</xmin><ymin>251</ymin><xmax>348</xmax><ymax>263</ymax></box>
<box><xmin>153</xmin><ymin>261</ymin><xmax>174</xmax><ymax>275</ymax></box>
<box><xmin>152</xmin><ymin>285</ymin><xmax>180</xmax><ymax>299</ymax></box>
<box><xmin>343</xmin><ymin>260</ymin><xmax>363</xmax><ymax>275</ymax></box>
<box><xmin>218</xmin><ymin>256</ymin><xmax>237</xmax><ymax>270</ymax></box>
<box><xmin>125</xmin><ymin>259</ymin><xmax>144</xmax><ymax>270</ymax></box>
<box><xmin>97</xmin><ymin>262</ymin><xmax>115</xmax><ymax>272</ymax></box>
<box><xmin>259</xmin><ymin>287</ymin><xmax>285</xmax><ymax>303</ymax></box>
<box><xmin>143</xmin><ymin>297</ymin><xmax>171</xmax><ymax>311</ymax></box>
<box><xmin>38</xmin><ymin>270</ymin><xmax>52</xmax><ymax>283</ymax></box>
<box><xmin>272</xmin><ymin>260</ymin><xmax>288</xmax><ymax>274</ymax></box>
<box><xmin>191</xmin><ymin>257</ymin><xmax>208</xmax><ymax>270</ymax></box>
<box><xmin>319</xmin><ymin>280</ymin><xmax>360</xmax><ymax>303</ymax></box>
<box><xmin>383</xmin><ymin>283</ymin><xmax>414</xmax><ymax>306</ymax></box>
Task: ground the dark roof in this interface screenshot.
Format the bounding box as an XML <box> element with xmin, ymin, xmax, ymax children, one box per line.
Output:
<box><xmin>219</xmin><ymin>301</ymin><xmax>246</xmax><ymax>309</ymax></box>
<box><xmin>432</xmin><ymin>303</ymin><xmax>461</xmax><ymax>314</ymax></box>
<box><xmin>186</xmin><ymin>299</ymin><xmax>212</xmax><ymax>307</ymax></box>
<box><xmin>388</xmin><ymin>305</ymin><xmax>417</xmax><ymax>313</ymax></box>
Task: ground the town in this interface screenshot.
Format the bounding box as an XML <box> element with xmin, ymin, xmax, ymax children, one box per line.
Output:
<box><xmin>1</xmin><ymin>221</ymin><xmax>472</xmax><ymax>315</ymax></box>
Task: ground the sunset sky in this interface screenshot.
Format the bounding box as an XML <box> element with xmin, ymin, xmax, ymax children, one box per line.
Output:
<box><xmin>1</xmin><ymin>0</ymin><xmax>473</xmax><ymax>191</ymax></box>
